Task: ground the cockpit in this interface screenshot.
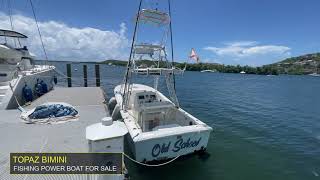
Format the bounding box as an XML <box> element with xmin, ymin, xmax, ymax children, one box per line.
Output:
<box><xmin>137</xmin><ymin>92</ymin><xmax>158</xmax><ymax>105</ymax></box>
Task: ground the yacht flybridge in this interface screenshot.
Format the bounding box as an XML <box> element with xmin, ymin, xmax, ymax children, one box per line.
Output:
<box><xmin>0</xmin><ymin>29</ymin><xmax>55</xmax><ymax>109</ymax></box>
<box><xmin>110</xmin><ymin>0</ymin><xmax>212</xmax><ymax>162</ymax></box>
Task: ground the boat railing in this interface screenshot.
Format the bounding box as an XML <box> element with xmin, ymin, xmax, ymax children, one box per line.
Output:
<box><xmin>132</xmin><ymin>67</ymin><xmax>184</xmax><ymax>76</ymax></box>
<box><xmin>139</xmin><ymin>100</ymin><xmax>173</xmax><ymax>109</ymax></box>
<box><xmin>138</xmin><ymin>9</ymin><xmax>170</xmax><ymax>26</ymax></box>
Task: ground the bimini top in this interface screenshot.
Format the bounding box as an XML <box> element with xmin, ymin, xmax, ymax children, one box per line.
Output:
<box><xmin>138</xmin><ymin>9</ymin><xmax>170</xmax><ymax>25</ymax></box>
<box><xmin>0</xmin><ymin>29</ymin><xmax>28</xmax><ymax>38</ymax></box>
<box><xmin>134</xmin><ymin>44</ymin><xmax>163</xmax><ymax>55</ymax></box>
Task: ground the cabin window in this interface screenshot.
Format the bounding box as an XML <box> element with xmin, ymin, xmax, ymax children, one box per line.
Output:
<box><xmin>0</xmin><ymin>73</ymin><xmax>7</xmax><ymax>77</ymax></box>
<box><xmin>150</xmin><ymin>94</ymin><xmax>156</xmax><ymax>100</ymax></box>
<box><xmin>148</xmin><ymin>118</ymin><xmax>160</xmax><ymax>131</ymax></box>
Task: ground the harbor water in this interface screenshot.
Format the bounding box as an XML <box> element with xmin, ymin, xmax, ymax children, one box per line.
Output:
<box><xmin>51</xmin><ymin>61</ymin><xmax>320</xmax><ymax>180</ymax></box>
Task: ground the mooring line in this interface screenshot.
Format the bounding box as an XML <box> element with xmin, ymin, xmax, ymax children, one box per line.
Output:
<box><xmin>22</xmin><ymin>137</ymin><xmax>48</xmax><ymax>180</ymax></box>
<box><xmin>123</xmin><ymin>153</ymin><xmax>179</xmax><ymax>167</ymax></box>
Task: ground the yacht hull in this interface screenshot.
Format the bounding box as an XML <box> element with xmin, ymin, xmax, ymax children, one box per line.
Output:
<box><xmin>0</xmin><ymin>66</ymin><xmax>55</xmax><ymax>109</ymax></box>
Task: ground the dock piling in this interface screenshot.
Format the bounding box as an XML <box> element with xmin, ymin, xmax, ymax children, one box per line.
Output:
<box><xmin>67</xmin><ymin>64</ymin><xmax>72</xmax><ymax>87</ymax></box>
<box><xmin>95</xmin><ymin>64</ymin><xmax>100</xmax><ymax>87</ymax></box>
<box><xmin>83</xmin><ymin>65</ymin><xmax>88</xmax><ymax>87</ymax></box>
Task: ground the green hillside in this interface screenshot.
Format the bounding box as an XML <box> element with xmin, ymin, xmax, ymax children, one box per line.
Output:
<box><xmin>102</xmin><ymin>53</ymin><xmax>320</xmax><ymax>75</ymax></box>
<box><xmin>271</xmin><ymin>53</ymin><xmax>320</xmax><ymax>75</ymax></box>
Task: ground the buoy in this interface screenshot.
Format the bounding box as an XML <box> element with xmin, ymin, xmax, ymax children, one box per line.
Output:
<box><xmin>108</xmin><ymin>97</ymin><xmax>117</xmax><ymax>113</ymax></box>
<box><xmin>40</xmin><ymin>80</ymin><xmax>48</xmax><ymax>93</ymax></box>
<box><xmin>53</xmin><ymin>75</ymin><xmax>58</xmax><ymax>84</ymax></box>
<box><xmin>111</xmin><ymin>104</ymin><xmax>122</xmax><ymax>121</ymax></box>
<box><xmin>22</xmin><ymin>84</ymin><xmax>33</xmax><ymax>102</ymax></box>
<box><xmin>34</xmin><ymin>79</ymin><xmax>42</xmax><ymax>97</ymax></box>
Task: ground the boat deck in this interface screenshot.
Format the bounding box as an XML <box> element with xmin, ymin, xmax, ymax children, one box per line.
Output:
<box><xmin>0</xmin><ymin>87</ymin><xmax>109</xmax><ymax>180</ymax></box>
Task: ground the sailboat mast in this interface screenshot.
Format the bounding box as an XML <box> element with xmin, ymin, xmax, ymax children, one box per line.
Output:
<box><xmin>29</xmin><ymin>0</ymin><xmax>49</xmax><ymax>65</ymax></box>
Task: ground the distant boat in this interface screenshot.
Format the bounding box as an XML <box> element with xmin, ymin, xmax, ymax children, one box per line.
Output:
<box><xmin>108</xmin><ymin>62</ymin><xmax>112</xmax><ymax>66</ymax></box>
<box><xmin>240</xmin><ymin>71</ymin><xmax>246</xmax><ymax>74</ymax></box>
<box><xmin>201</xmin><ymin>70</ymin><xmax>217</xmax><ymax>73</ymax></box>
<box><xmin>308</xmin><ymin>73</ymin><xmax>320</xmax><ymax>77</ymax></box>
<box><xmin>309</xmin><ymin>65</ymin><xmax>320</xmax><ymax>76</ymax></box>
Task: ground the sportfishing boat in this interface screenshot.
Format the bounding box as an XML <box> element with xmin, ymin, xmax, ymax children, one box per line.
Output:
<box><xmin>0</xmin><ymin>29</ymin><xmax>55</xmax><ymax>109</ymax></box>
<box><xmin>109</xmin><ymin>0</ymin><xmax>212</xmax><ymax>162</ymax></box>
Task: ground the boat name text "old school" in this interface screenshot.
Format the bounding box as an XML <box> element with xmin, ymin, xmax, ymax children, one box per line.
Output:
<box><xmin>151</xmin><ymin>137</ymin><xmax>202</xmax><ymax>157</ymax></box>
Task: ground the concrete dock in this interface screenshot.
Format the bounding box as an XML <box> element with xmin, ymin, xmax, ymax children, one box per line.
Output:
<box><xmin>0</xmin><ymin>87</ymin><xmax>110</xmax><ymax>180</ymax></box>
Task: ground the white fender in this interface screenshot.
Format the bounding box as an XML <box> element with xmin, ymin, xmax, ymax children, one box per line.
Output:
<box><xmin>108</xmin><ymin>97</ymin><xmax>117</xmax><ymax>114</ymax></box>
<box><xmin>111</xmin><ymin>104</ymin><xmax>122</xmax><ymax>121</ymax></box>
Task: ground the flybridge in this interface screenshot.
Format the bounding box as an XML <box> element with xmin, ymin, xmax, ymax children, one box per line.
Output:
<box><xmin>0</xmin><ymin>29</ymin><xmax>28</xmax><ymax>38</ymax></box>
<box><xmin>138</xmin><ymin>9</ymin><xmax>171</xmax><ymax>25</ymax></box>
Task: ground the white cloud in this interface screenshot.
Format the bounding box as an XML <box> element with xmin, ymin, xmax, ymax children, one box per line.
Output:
<box><xmin>204</xmin><ymin>41</ymin><xmax>291</xmax><ymax>65</ymax></box>
<box><xmin>0</xmin><ymin>12</ymin><xmax>129</xmax><ymax>61</ymax></box>
<box><xmin>224</xmin><ymin>41</ymin><xmax>258</xmax><ymax>47</ymax></box>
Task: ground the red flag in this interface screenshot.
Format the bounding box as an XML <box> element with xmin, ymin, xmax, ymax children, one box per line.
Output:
<box><xmin>189</xmin><ymin>48</ymin><xmax>199</xmax><ymax>63</ymax></box>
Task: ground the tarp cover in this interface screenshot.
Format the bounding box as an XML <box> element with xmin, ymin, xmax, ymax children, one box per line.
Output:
<box><xmin>21</xmin><ymin>102</ymin><xmax>79</xmax><ymax>124</ymax></box>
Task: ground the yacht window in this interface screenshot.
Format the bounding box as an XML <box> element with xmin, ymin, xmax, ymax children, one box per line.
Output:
<box><xmin>0</xmin><ymin>73</ymin><xmax>7</xmax><ymax>77</ymax></box>
<box><xmin>150</xmin><ymin>95</ymin><xmax>156</xmax><ymax>99</ymax></box>
<box><xmin>138</xmin><ymin>95</ymin><xmax>145</xmax><ymax>99</ymax></box>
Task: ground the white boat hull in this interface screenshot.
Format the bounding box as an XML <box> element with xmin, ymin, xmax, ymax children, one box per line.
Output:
<box><xmin>128</xmin><ymin>127</ymin><xmax>211</xmax><ymax>162</ymax></box>
<box><xmin>113</xmin><ymin>84</ymin><xmax>212</xmax><ymax>162</ymax></box>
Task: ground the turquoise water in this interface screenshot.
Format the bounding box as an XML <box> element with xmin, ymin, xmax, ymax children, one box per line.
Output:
<box><xmin>52</xmin><ymin>62</ymin><xmax>320</xmax><ymax>180</ymax></box>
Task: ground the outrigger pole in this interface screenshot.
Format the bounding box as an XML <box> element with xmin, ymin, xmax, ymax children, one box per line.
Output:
<box><xmin>122</xmin><ymin>0</ymin><xmax>143</xmax><ymax>110</ymax></box>
<box><xmin>167</xmin><ymin>0</ymin><xmax>177</xmax><ymax>95</ymax></box>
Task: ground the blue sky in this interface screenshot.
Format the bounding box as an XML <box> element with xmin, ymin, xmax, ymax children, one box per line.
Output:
<box><xmin>1</xmin><ymin>0</ymin><xmax>320</xmax><ymax>66</ymax></box>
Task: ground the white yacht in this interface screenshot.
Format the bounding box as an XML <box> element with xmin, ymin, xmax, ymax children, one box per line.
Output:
<box><xmin>201</xmin><ymin>70</ymin><xmax>217</xmax><ymax>73</ymax></box>
<box><xmin>109</xmin><ymin>1</ymin><xmax>212</xmax><ymax>163</ymax></box>
<box><xmin>0</xmin><ymin>29</ymin><xmax>55</xmax><ymax>109</ymax></box>
<box><xmin>309</xmin><ymin>73</ymin><xmax>320</xmax><ymax>77</ymax></box>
